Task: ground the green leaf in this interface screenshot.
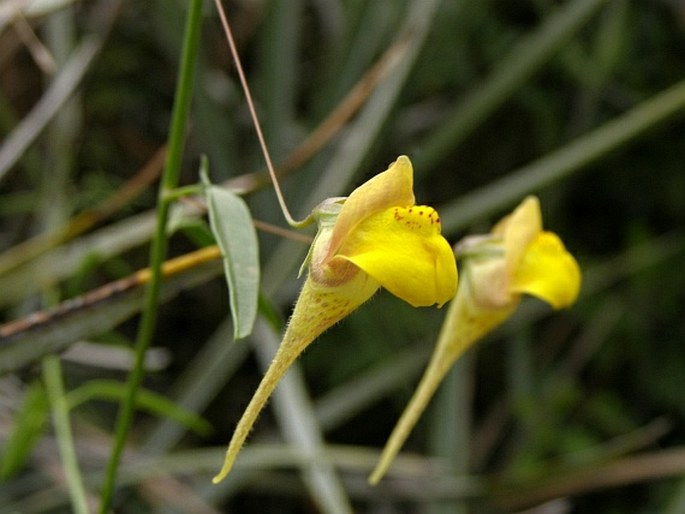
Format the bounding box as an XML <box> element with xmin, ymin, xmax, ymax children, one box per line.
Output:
<box><xmin>200</xmin><ymin>159</ymin><xmax>260</xmax><ymax>339</ymax></box>
<box><xmin>0</xmin><ymin>381</ymin><xmax>49</xmax><ymax>480</ymax></box>
<box><xmin>66</xmin><ymin>379</ymin><xmax>212</xmax><ymax>436</ymax></box>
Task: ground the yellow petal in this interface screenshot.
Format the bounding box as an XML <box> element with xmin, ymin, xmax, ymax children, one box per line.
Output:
<box><xmin>494</xmin><ymin>196</ymin><xmax>543</xmax><ymax>274</ymax></box>
<box><xmin>336</xmin><ymin>204</ymin><xmax>457</xmax><ymax>307</ymax></box>
<box><xmin>325</xmin><ymin>156</ymin><xmax>415</xmax><ymax>262</ymax></box>
<box><xmin>512</xmin><ymin>231</ymin><xmax>581</xmax><ymax>309</ymax></box>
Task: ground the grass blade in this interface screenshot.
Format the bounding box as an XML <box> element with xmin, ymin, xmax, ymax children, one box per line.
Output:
<box><xmin>42</xmin><ymin>356</ymin><xmax>90</xmax><ymax>514</ymax></box>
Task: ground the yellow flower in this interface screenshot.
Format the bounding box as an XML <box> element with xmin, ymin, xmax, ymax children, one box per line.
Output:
<box><xmin>369</xmin><ymin>195</ymin><xmax>580</xmax><ymax>484</ymax></box>
<box><xmin>462</xmin><ymin>196</ymin><xmax>580</xmax><ymax>311</ymax></box>
<box><xmin>213</xmin><ymin>155</ymin><xmax>457</xmax><ymax>483</ymax></box>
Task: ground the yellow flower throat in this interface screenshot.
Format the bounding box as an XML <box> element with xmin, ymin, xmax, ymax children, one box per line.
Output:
<box><xmin>391</xmin><ymin>206</ymin><xmax>441</xmax><ymax>233</ymax></box>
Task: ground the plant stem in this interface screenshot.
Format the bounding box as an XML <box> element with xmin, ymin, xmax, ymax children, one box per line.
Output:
<box><xmin>43</xmin><ymin>355</ymin><xmax>90</xmax><ymax>514</ymax></box>
<box><xmin>97</xmin><ymin>0</ymin><xmax>204</xmax><ymax>511</ymax></box>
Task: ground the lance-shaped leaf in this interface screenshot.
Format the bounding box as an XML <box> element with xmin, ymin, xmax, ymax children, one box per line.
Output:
<box><xmin>202</xmin><ymin>165</ymin><xmax>260</xmax><ymax>339</ymax></box>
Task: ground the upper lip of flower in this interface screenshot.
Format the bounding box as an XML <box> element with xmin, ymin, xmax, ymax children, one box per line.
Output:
<box><xmin>323</xmin><ymin>155</ymin><xmax>415</xmax><ymax>263</ymax></box>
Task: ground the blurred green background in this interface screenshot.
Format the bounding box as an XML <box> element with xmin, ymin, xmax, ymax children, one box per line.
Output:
<box><xmin>1</xmin><ymin>0</ymin><xmax>685</xmax><ymax>512</ymax></box>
